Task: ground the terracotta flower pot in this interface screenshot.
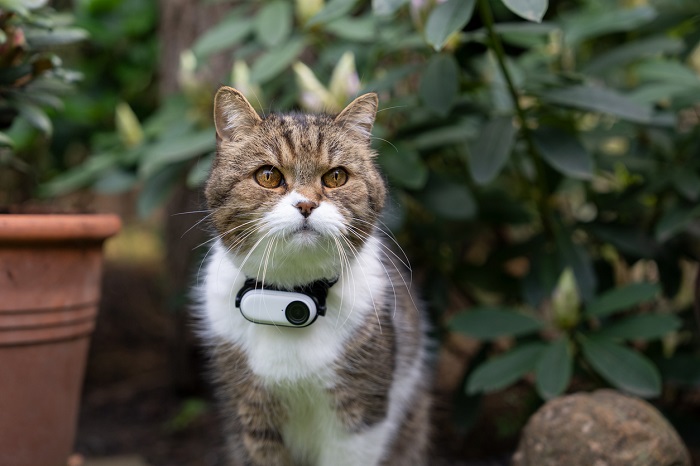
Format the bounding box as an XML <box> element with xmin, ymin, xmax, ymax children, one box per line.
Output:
<box><xmin>0</xmin><ymin>214</ymin><xmax>121</xmax><ymax>466</ymax></box>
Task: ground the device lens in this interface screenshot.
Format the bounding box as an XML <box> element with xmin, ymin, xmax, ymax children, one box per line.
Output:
<box><xmin>285</xmin><ymin>301</ymin><xmax>310</xmax><ymax>325</ymax></box>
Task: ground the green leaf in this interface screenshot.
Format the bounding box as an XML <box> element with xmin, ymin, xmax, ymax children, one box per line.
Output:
<box><xmin>500</xmin><ymin>0</ymin><xmax>548</xmax><ymax>23</ymax></box>
<box><xmin>408</xmin><ymin>118</ymin><xmax>479</xmax><ymax>150</ymax></box>
<box><xmin>25</xmin><ymin>27</ymin><xmax>88</xmax><ymax>47</ymax></box>
<box><xmin>467</xmin><ymin>343</ymin><xmax>546</xmax><ymax>394</ymax></box>
<box><xmin>554</xmin><ymin>225</ymin><xmax>596</xmax><ymax>303</ymax></box>
<box><xmin>628</xmin><ymin>82</ymin><xmax>695</xmax><ymax>105</ymax></box>
<box><xmin>138</xmin><ymin>164</ymin><xmax>184</xmax><ymax>217</ymax></box>
<box><xmin>38</xmin><ymin>153</ymin><xmax>118</xmax><ymax>197</ymax></box>
<box><xmin>250</xmin><ymin>37</ymin><xmax>305</xmax><ymax>84</ymax></box>
<box><xmin>372</xmin><ymin>0</ymin><xmax>407</xmax><ymax>16</ymax></box>
<box><xmin>324</xmin><ymin>16</ymin><xmax>376</xmax><ymax>42</ymax></box>
<box><xmin>377</xmin><ymin>144</ymin><xmax>428</xmax><ymax>190</ymax></box>
<box><xmin>187</xmin><ymin>153</ymin><xmax>214</xmax><ymax>189</ymax></box>
<box><xmin>0</xmin><ymin>131</ymin><xmax>14</xmax><ymax>148</ymax></box>
<box><xmin>583</xmin><ymin>36</ymin><xmax>685</xmax><ymax>75</ymax></box>
<box><xmin>16</xmin><ymin>102</ymin><xmax>52</xmax><ymax>135</ymax></box>
<box><xmin>467</xmin><ymin>116</ymin><xmax>517</xmax><ymax>185</ymax></box>
<box><xmin>586</xmin><ymin>283</ymin><xmax>661</xmax><ymax>318</ymax></box>
<box><xmin>255</xmin><ymin>1</ymin><xmax>292</xmax><ymax>47</ymax></box>
<box><xmin>580</xmin><ymin>338</ymin><xmax>661</xmax><ymax>398</ymax></box>
<box><xmin>673</xmin><ymin>171</ymin><xmax>700</xmax><ymax>201</ymax></box>
<box><xmin>140</xmin><ymin>129</ymin><xmax>215</xmax><ymax>178</ymax></box>
<box><xmin>420</xmin><ymin>176</ymin><xmax>476</xmax><ymax>220</ymax></box>
<box><xmin>419</xmin><ymin>54</ymin><xmax>459</xmax><ymax>118</ymax></box>
<box><xmin>535</xmin><ymin>338</ymin><xmax>572</xmax><ymax>399</ymax></box>
<box><xmin>594</xmin><ymin>314</ymin><xmax>682</xmax><ymax>341</ymax></box>
<box><xmin>94</xmin><ymin>169</ymin><xmax>137</xmax><ymax>194</ymax></box>
<box><xmin>563</xmin><ymin>6</ymin><xmax>657</xmax><ymax>46</ymax></box>
<box><xmin>449</xmin><ymin>307</ymin><xmax>542</xmax><ymax>340</ymax></box>
<box><xmin>542</xmin><ymin>85</ymin><xmax>653</xmax><ymax>124</ymax></box>
<box><xmin>192</xmin><ymin>15</ymin><xmax>253</xmax><ymax>58</ymax></box>
<box><xmin>424</xmin><ymin>0</ymin><xmax>476</xmax><ymax>51</ymax></box>
<box><xmin>635</xmin><ymin>60</ymin><xmax>700</xmax><ymax>88</ymax></box>
<box><xmin>306</xmin><ymin>0</ymin><xmax>356</xmax><ymax>27</ymax></box>
<box><xmin>655</xmin><ymin>205</ymin><xmax>700</xmax><ymax>242</ymax></box>
<box><xmin>533</xmin><ymin>127</ymin><xmax>593</xmax><ymax>180</ymax></box>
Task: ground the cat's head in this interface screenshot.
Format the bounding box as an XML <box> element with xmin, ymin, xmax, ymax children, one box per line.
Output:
<box><xmin>205</xmin><ymin>86</ymin><xmax>386</xmax><ymax>286</ymax></box>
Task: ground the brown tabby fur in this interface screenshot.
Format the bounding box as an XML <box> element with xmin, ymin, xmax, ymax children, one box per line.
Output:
<box><xmin>202</xmin><ymin>87</ymin><xmax>431</xmax><ymax>465</ymax></box>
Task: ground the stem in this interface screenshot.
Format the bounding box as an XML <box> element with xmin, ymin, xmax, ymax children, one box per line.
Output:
<box><xmin>477</xmin><ymin>0</ymin><xmax>554</xmax><ymax>237</ymax></box>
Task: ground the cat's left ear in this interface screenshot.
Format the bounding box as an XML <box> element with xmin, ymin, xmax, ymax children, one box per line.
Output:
<box><xmin>334</xmin><ymin>93</ymin><xmax>378</xmax><ymax>144</ymax></box>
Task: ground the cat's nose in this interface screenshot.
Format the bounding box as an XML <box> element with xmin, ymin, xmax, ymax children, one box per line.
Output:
<box><xmin>295</xmin><ymin>200</ymin><xmax>318</xmax><ymax>218</ymax></box>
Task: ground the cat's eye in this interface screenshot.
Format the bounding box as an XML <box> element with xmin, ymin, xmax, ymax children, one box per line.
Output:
<box><xmin>322</xmin><ymin>167</ymin><xmax>348</xmax><ymax>188</ymax></box>
<box><xmin>255</xmin><ymin>166</ymin><xmax>284</xmax><ymax>189</ymax></box>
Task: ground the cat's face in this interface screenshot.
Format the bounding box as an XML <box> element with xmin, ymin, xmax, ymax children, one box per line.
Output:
<box><xmin>205</xmin><ymin>87</ymin><xmax>386</xmax><ymax>286</ymax></box>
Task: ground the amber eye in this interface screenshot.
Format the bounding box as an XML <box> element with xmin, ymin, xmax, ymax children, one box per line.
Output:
<box><xmin>255</xmin><ymin>166</ymin><xmax>284</xmax><ymax>189</ymax></box>
<box><xmin>322</xmin><ymin>167</ymin><xmax>348</xmax><ymax>188</ymax></box>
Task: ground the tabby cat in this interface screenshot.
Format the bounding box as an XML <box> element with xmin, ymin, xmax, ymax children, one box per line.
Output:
<box><xmin>198</xmin><ymin>86</ymin><xmax>431</xmax><ymax>466</ymax></box>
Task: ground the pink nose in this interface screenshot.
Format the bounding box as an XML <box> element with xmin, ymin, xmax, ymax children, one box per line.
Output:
<box><xmin>296</xmin><ymin>201</ymin><xmax>318</xmax><ymax>218</ymax></box>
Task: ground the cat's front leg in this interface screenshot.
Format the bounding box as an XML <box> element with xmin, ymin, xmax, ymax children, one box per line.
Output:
<box><xmin>214</xmin><ymin>342</ymin><xmax>293</xmax><ymax>466</ymax></box>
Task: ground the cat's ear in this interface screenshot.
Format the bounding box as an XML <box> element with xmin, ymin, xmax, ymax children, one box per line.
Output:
<box><xmin>213</xmin><ymin>86</ymin><xmax>262</xmax><ymax>141</ymax></box>
<box><xmin>334</xmin><ymin>93</ymin><xmax>378</xmax><ymax>143</ymax></box>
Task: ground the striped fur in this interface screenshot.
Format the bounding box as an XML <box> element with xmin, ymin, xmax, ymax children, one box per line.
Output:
<box><xmin>199</xmin><ymin>87</ymin><xmax>431</xmax><ymax>465</ymax></box>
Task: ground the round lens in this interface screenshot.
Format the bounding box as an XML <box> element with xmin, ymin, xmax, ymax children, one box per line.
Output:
<box><xmin>285</xmin><ymin>301</ymin><xmax>310</xmax><ymax>325</ymax></box>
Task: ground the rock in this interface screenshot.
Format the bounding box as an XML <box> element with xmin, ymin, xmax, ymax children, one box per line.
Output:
<box><xmin>512</xmin><ymin>389</ymin><xmax>691</xmax><ymax>466</ymax></box>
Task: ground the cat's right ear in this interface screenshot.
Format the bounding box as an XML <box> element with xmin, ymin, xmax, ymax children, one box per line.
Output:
<box><xmin>213</xmin><ymin>86</ymin><xmax>262</xmax><ymax>141</ymax></box>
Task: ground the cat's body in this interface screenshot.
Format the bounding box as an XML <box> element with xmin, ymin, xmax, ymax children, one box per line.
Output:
<box><xmin>198</xmin><ymin>87</ymin><xmax>431</xmax><ymax>466</ymax></box>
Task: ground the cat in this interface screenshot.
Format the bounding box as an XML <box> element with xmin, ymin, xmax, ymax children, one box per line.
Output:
<box><xmin>198</xmin><ymin>86</ymin><xmax>431</xmax><ymax>466</ymax></box>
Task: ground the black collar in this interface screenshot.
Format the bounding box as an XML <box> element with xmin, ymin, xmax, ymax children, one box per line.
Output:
<box><xmin>235</xmin><ymin>277</ymin><xmax>338</xmax><ymax>316</ymax></box>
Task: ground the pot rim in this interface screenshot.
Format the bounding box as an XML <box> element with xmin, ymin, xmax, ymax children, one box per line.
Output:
<box><xmin>0</xmin><ymin>214</ymin><xmax>121</xmax><ymax>243</ymax></box>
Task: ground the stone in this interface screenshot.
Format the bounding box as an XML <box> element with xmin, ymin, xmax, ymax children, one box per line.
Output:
<box><xmin>512</xmin><ymin>389</ymin><xmax>691</xmax><ymax>466</ymax></box>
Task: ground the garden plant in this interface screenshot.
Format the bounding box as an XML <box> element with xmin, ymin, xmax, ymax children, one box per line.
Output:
<box><xmin>42</xmin><ymin>0</ymin><xmax>700</xmax><ymax>451</ymax></box>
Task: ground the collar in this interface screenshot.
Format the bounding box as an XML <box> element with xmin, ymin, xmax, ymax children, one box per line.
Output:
<box><xmin>234</xmin><ymin>277</ymin><xmax>338</xmax><ymax>316</ymax></box>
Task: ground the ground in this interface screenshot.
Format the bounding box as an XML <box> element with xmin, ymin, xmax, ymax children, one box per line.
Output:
<box><xmin>74</xmin><ymin>260</ymin><xmax>699</xmax><ymax>466</ymax></box>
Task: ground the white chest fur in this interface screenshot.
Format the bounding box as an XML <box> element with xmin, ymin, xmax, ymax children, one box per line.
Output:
<box><xmin>199</xmin><ymin>236</ymin><xmax>387</xmax><ymax>383</ymax></box>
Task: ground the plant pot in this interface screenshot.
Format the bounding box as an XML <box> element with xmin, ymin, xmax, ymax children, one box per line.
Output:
<box><xmin>0</xmin><ymin>214</ymin><xmax>121</xmax><ymax>466</ymax></box>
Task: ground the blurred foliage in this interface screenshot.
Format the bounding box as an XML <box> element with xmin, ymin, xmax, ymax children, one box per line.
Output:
<box><xmin>0</xmin><ymin>0</ymin><xmax>87</xmax><ymax>205</ymax></box>
<box><xmin>45</xmin><ymin>0</ymin><xmax>700</xmax><ymax>410</ymax></box>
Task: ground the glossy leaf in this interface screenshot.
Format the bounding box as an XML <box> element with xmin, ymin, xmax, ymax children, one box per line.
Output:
<box><xmin>583</xmin><ymin>36</ymin><xmax>684</xmax><ymax>75</ymax></box>
<box><xmin>467</xmin><ymin>343</ymin><xmax>546</xmax><ymax>394</ymax></box>
<box><xmin>16</xmin><ymin>102</ymin><xmax>52</xmax><ymax>135</ymax></box>
<box><xmin>542</xmin><ymin>85</ymin><xmax>653</xmax><ymax>124</ymax></box>
<box><xmin>372</xmin><ymin>0</ymin><xmax>408</xmax><ymax>16</ymax></box>
<box><xmin>535</xmin><ymin>338</ymin><xmax>572</xmax><ymax>399</ymax></box>
<box><xmin>187</xmin><ymin>153</ymin><xmax>214</xmax><ymax>189</ymax></box>
<box><xmin>533</xmin><ymin>127</ymin><xmax>593</xmax><ymax>180</ymax></box>
<box><xmin>256</xmin><ymin>1</ymin><xmax>292</xmax><ymax>47</ymax></box>
<box><xmin>325</xmin><ymin>16</ymin><xmax>376</xmax><ymax>42</ymax></box>
<box><xmin>192</xmin><ymin>16</ymin><xmax>252</xmax><ymax>57</ymax></box>
<box><xmin>594</xmin><ymin>314</ymin><xmax>682</xmax><ymax>341</ymax></box>
<box><xmin>94</xmin><ymin>169</ymin><xmax>137</xmax><ymax>194</ymax></box>
<box><xmin>449</xmin><ymin>307</ymin><xmax>542</xmax><ymax>340</ymax></box>
<box><xmin>500</xmin><ymin>0</ymin><xmax>548</xmax><ymax>23</ymax></box>
<box><xmin>138</xmin><ymin>164</ymin><xmax>184</xmax><ymax>217</ymax></box>
<box><xmin>306</xmin><ymin>0</ymin><xmax>356</xmax><ymax>27</ymax></box>
<box><xmin>140</xmin><ymin>129</ymin><xmax>215</xmax><ymax>178</ymax></box>
<box><xmin>467</xmin><ymin>116</ymin><xmax>517</xmax><ymax>185</ymax></box>
<box><xmin>554</xmin><ymin>225</ymin><xmax>596</xmax><ymax>303</ymax></box>
<box><xmin>0</xmin><ymin>131</ymin><xmax>14</xmax><ymax>147</ymax></box>
<box><xmin>586</xmin><ymin>282</ymin><xmax>661</xmax><ymax>318</ymax></box>
<box><xmin>424</xmin><ymin>0</ymin><xmax>476</xmax><ymax>51</ymax></box>
<box><xmin>250</xmin><ymin>38</ymin><xmax>305</xmax><ymax>84</ymax></box>
<box><xmin>563</xmin><ymin>6</ymin><xmax>657</xmax><ymax>46</ymax></box>
<box><xmin>421</xmin><ymin>176</ymin><xmax>477</xmax><ymax>220</ymax></box>
<box><xmin>655</xmin><ymin>205</ymin><xmax>700</xmax><ymax>242</ymax></box>
<box><xmin>377</xmin><ymin>144</ymin><xmax>428</xmax><ymax>190</ymax></box>
<box><xmin>25</xmin><ymin>27</ymin><xmax>88</xmax><ymax>47</ymax></box>
<box><xmin>419</xmin><ymin>54</ymin><xmax>459</xmax><ymax>118</ymax></box>
<box><xmin>580</xmin><ymin>338</ymin><xmax>661</xmax><ymax>398</ymax></box>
